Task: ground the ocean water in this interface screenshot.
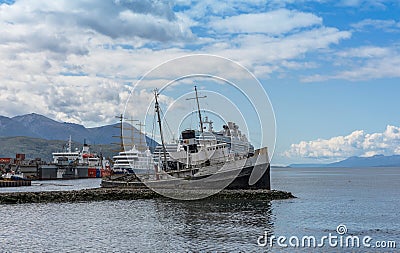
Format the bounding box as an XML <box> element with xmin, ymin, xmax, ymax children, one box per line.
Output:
<box><xmin>0</xmin><ymin>167</ymin><xmax>399</xmax><ymax>252</ymax></box>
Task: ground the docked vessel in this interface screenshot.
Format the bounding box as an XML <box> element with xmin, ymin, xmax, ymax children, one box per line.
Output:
<box><xmin>0</xmin><ymin>156</ymin><xmax>32</xmax><ymax>187</ymax></box>
<box><xmin>110</xmin><ymin>115</ymin><xmax>155</xmax><ymax>176</ymax></box>
<box><xmin>102</xmin><ymin>87</ymin><xmax>270</xmax><ymax>192</ymax></box>
<box><xmin>112</xmin><ymin>146</ymin><xmax>153</xmax><ymax>175</ymax></box>
<box><xmin>150</xmin><ymin>127</ymin><xmax>270</xmax><ymax>190</ymax></box>
<box><xmin>39</xmin><ymin>137</ymin><xmax>110</xmax><ymax>180</ymax></box>
<box><xmin>1</xmin><ymin>172</ymin><xmax>29</xmax><ymax>181</ymax></box>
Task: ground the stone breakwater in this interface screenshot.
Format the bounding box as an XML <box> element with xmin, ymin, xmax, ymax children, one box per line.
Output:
<box><xmin>0</xmin><ymin>188</ymin><xmax>295</xmax><ymax>204</ymax></box>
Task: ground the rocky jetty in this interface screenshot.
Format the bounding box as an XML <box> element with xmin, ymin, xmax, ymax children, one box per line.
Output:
<box><xmin>0</xmin><ymin>188</ymin><xmax>295</xmax><ymax>204</ymax></box>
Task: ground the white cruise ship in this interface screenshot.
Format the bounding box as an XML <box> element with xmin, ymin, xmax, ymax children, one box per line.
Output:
<box><xmin>112</xmin><ymin>146</ymin><xmax>154</xmax><ymax>175</ymax></box>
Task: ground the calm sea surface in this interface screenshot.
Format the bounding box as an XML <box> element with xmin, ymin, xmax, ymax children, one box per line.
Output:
<box><xmin>1</xmin><ymin>167</ymin><xmax>399</xmax><ymax>252</ymax></box>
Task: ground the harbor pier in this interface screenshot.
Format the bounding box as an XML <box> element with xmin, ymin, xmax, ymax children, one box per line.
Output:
<box><xmin>0</xmin><ymin>180</ymin><xmax>32</xmax><ymax>188</ymax></box>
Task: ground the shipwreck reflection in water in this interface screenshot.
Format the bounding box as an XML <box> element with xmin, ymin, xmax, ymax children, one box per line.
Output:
<box><xmin>150</xmin><ymin>199</ymin><xmax>274</xmax><ymax>252</ymax></box>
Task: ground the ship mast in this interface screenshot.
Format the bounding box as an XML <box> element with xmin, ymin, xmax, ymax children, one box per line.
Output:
<box><xmin>126</xmin><ymin>118</ymin><xmax>139</xmax><ymax>149</ymax></box>
<box><xmin>67</xmin><ymin>135</ymin><xmax>72</xmax><ymax>153</ymax></box>
<box><xmin>112</xmin><ymin>114</ymin><xmax>124</xmax><ymax>152</ymax></box>
<box><xmin>186</xmin><ymin>85</ymin><xmax>207</xmax><ymax>133</ymax></box>
<box><xmin>154</xmin><ymin>89</ymin><xmax>168</xmax><ymax>168</ymax></box>
<box><xmin>136</xmin><ymin>121</ymin><xmax>145</xmax><ymax>151</ymax></box>
<box><xmin>195</xmin><ymin>86</ymin><xmax>204</xmax><ymax>133</ymax></box>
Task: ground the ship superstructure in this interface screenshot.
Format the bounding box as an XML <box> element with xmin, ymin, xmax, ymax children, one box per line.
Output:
<box><xmin>102</xmin><ymin>86</ymin><xmax>270</xmax><ymax>191</ymax></box>
<box><xmin>149</xmin><ymin>86</ymin><xmax>270</xmax><ymax>189</ymax></box>
<box><xmin>111</xmin><ymin>115</ymin><xmax>154</xmax><ymax>175</ymax></box>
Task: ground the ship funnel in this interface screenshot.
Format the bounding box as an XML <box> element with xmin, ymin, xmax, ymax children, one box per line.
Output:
<box><xmin>181</xmin><ymin>130</ymin><xmax>197</xmax><ymax>153</ymax></box>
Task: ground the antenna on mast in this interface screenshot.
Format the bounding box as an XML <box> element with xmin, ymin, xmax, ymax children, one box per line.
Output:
<box><xmin>186</xmin><ymin>85</ymin><xmax>207</xmax><ymax>133</ymax></box>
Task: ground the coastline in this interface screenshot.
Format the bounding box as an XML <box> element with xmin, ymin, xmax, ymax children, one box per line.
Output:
<box><xmin>0</xmin><ymin>188</ymin><xmax>295</xmax><ymax>204</ymax></box>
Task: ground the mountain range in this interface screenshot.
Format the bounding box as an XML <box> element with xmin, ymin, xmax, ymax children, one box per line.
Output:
<box><xmin>0</xmin><ymin>136</ymin><xmax>117</xmax><ymax>161</ymax></box>
<box><xmin>289</xmin><ymin>155</ymin><xmax>400</xmax><ymax>168</ymax></box>
<box><xmin>0</xmin><ymin>113</ymin><xmax>158</xmax><ymax>160</ymax></box>
<box><xmin>2</xmin><ymin>113</ymin><xmax>399</xmax><ymax>167</ymax></box>
<box><xmin>0</xmin><ymin>113</ymin><xmax>152</xmax><ymax>144</ymax></box>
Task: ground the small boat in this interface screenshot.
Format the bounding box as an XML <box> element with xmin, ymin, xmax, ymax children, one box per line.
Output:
<box><xmin>1</xmin><ymin>172</ymin><xmax>30</xmax><ymax>181</ymax></box>
<box><xmin>0</xmin><ymin>171</ymin><xmax>32</xmax><ymax>187</ymax></box>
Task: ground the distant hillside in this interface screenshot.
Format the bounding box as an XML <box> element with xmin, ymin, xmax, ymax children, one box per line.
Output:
<box><xmin>326</xmin><ymin>155</ymin><xmax>400</xmax><ymax>167</ymax></box>
<box><xmin>289</xmin><ymin>163</ymin><xmax>327</xmax><ymax>168</ymax></box>
<box><xmin>0</xmin><ymin>113</ymin><xmax>156</xmax><ymax>146</ymax></box>
<box><xmin>0</xmin><ymin>136</ymin><xmax>116</xmax><ymax>161</ymax></box>
<box><xmin>290</xmin><ymin>155</ymin><xmax>400</xmax><ymax>168</ymax></box>
<box><xmin>0</xmin><ymin>113</ymin><xmax>159</xmax><ymax>161</ymax></box>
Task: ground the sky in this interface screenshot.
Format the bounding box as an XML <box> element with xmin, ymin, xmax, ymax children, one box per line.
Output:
<box><xmin>0</xmin><ymin>0</ymin><xmax>400</xmax><ymax>165</ymax></box>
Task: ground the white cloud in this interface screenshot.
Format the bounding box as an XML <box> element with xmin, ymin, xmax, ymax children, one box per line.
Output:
<box><xmin>336</xmin><ymin>46</ymin><xmax>392</xmax><ymax>58</ymax></box>
<box><xmin>210</xmin><ymin>9</ymin><xmax>322</xmax><ymax>35</ymax></box>
<box><xmin>0</xmin><ymin>0</ymin><xmax>354</xmax><ymax>126</ymax></box>
<box><xmin>0</xmin><ymin>0</ymin><xmax>195</xmax><ymax>125</ymax></box>
<box><xmin>300</xmin><ymin>16</ymin><xmax>400</xmax><ymax>82</ymax></box>
<box><xmin>338</xmin><ymin>0</ymin><xmax>389</xmax><ymax>9</ymax></box>
<box><xmin>301</xmin><ymin>46</ymin><xmax>400</xmax><ymax>82</ymax></box>
<box><xmin>284</xmin><ymin>125</ymin><xmax>400</xmax><ymax>160</ymax></box>
<box><xmin>204</xmin><ymin>28</ymin><xmax>350</xmax><ymax>76</ymax></box>
<box><xmin>333</xmin><ymin>56</ymin><xmax>400</xmax><ymax>80</ymax></box>
<box><xmin>352</xmin><ymin>19</ymin><xmax>400</xmax><ymax>32</ymax></box>
<box><xmin>179</xmin><ymin>0</ymin><xmax>268</xmax><ymax>19</ymax></box>
<box><xmin>0</xmin><ymin>0</ymin><xmax>193</xmax><ymax>46</ymax></box>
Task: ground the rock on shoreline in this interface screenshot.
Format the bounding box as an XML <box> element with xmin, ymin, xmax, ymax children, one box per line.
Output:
<box><xmin>0</xmin><ymin>188</ymin><xmax>295</xmax><ymax>204</ymax></box>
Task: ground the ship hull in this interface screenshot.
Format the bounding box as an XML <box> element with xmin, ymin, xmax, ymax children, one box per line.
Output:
<box><xmin>38</xmin><ymin>164</ymin><xmax>88</xmax><ymax>180</ymax></box>
<box><xmin>226</xmin><ymin>163</ymin><xmax>270</xmax><ymax>190</ymax></box>
<box><xmin>146</xmin><ymin>163</ymin><xmax>270</xmax><ymax>190</ymax></box>
<box><xmin>101</xmin><ymin>149</ymin><xmax>270</xmax><ymax>191</ymax></box>
<box><xmin>146</xmin><ymin>158</ymin><xmax>270</xmax><ymax>188</ymax></box>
